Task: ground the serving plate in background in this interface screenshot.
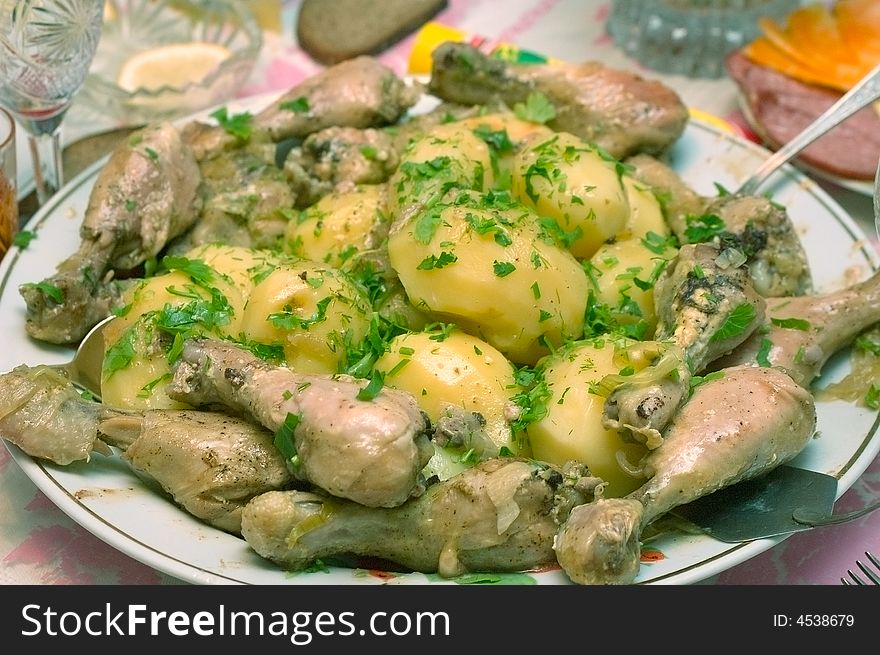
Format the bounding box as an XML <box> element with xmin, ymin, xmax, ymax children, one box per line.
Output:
<box><xmin>736</xmin><ymin>92</ymin><xmax>875</xmax><ymax>198</ymax></box>
<box><xmin>1</xmin><ymin>93</ymin><xmax>878</xmax><ymax>585</ymax></box>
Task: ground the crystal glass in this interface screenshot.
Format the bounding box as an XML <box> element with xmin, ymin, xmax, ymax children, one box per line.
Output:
<box><xmin>0</xmin><ymin>107</ymin><xmax>17</xmax><ymax>260</ymax></box>
<box><xmin>607</xmin><ymin>0</ymin><xmax>801</xmax><ymax>79</ymax></box>
<box><xmin>0</xmin><ymin>0</ymin><xmax>104</xmax><ymax>206</ymax></box>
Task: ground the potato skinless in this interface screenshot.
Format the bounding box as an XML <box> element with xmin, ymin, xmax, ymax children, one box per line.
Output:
<box><xmin>512</xmin><ymin>131</ymin><xmax>631</xmax><ymax>259</ymax></box>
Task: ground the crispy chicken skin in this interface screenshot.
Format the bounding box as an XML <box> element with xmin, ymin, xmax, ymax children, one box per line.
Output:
<box><xmin>241</xmin><ymin>459</ymin><xmax>601</xmax><ymax>577</ymax></box>
<box><xmin>167</xmin><ymin>338</ymin><xmax>433</xmax><ymax>508</ymax></box>
<box><xmin>557</xmin><ymin>365</ymin><xmax>816</xmax><ymax>584</ymax></box>
<box><xmin>625</xmin><ymin>154</ymin><xmax>812</xmax><ymax>297</ymax></box>
<box><xmin>604</xmin><ymin>243</ymin><xmax>766</xmax><ymax>446</ymax></box>
<box><xmin>428</xmin><ymin>42</ymin><xmax>689</xmax><ymax>159</ymax></box>
<box><xmin>20</xmin><ymin>123</ymin><xmax>202</xmax><ymax>344</ymax></box>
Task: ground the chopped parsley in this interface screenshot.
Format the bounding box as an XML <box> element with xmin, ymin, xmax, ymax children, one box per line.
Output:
<box><xmin>473</xmin><ymin>125</ymin><xmax>514</xmax><ymax>153</ymax></box>
<box><xmin>492</xmin><ymin>261</ymin><xmax>516</xmax><ymax>277</ymax></box>
<box><xmin>537</xmin><ymin>216</ymin><xmax>582</xmax><ymax>250</ymax></box>
<box><xmin>464</xmin><ymin>212</ymin><xmax>513</xmax><ymax>247</ymax></box>
<box><xmin>641</xmin><ymin>230</ymin><xmax>677</xmax><ymax>255</ymax></box>
<box><xmin>412</xmin><ymin>204</ymin><xmax>445</xmax><ymax>245</ymax></box>
<box><xmin>689</xmin><ymin>370</ymin><xmax>725</xmax><ymax>390</ymax></box>
<box><xmin>416</xmin><ymin>251</ymin><xmax>458</xmax><ymax>270</ymax></box>
<box><xmin>280</xmin><ymin>96</ymin><xmax>310</xmax><ymax>113</ymax></box>
<box><xmin>273</xmin><ymin>412</ymin><xmax>303</xmax><ymax>469</ymax></box>
<box><xmin>13</xmin><ymin>230</ymin><xmax>36</xmax><ymax>249</ymax></box>
<box><xmin>756</xmin><ymin>337</ymin><xmax>773</xmax><ymax>367</ymax></box>
<box><xmin>508</xmin><ymin>365</ymin><xmax>552</xmax><ymax>437</ymax></box>
<box><xmin>210</xmin><ymin>106</ymin><xmax>254</xmax><ymax>140</ymax></box>
<box><xmin>865</xmin><ymin>384</ymin><xmax>880</xmax><ymax>410</ymax></box>
<box><xmin>356</xmin><ymin>369</ymin><xmax>385</xmax><ymax>401</ymax></box>
<box><xmin>683</xmin><ymin>213</ymin><xmax>726</xmax><ymax>243</ymax></box>
<box><xmin>513</xmin><ymin>92</ymin><xmax>556</xmax><ymax>124</ymax></box>
<box><xmin>22</xmin><ymin>281</ymin><xmax>64</xmax><ymax>304</ymax></box>
<box><xmin>854</xmin><ymin>335</ymin><xmax>880</xmax><ymax>356</ymax></box>
<box><xmin>770</xmin><ymin>317</ymin><xmax>811</xmax><ymax>331</ymax></box>
<box><xmin>269</xmin><ymin>296</ymin><xmax>332</xmax><ymax>331</ymax></box>
<box><xmin>103</xmin><ymin>325</ymin><xmax>138</xmax><ymax>376</ymax></box>
<box><xmin>710</xmin><ymin>303</ymin><xmax>756</xmax><ymax>342</ymax></box>
<box><xmin>160</xmin><ymin>255</ymin><xmax>218</xmax><ymax>287</ymax></box>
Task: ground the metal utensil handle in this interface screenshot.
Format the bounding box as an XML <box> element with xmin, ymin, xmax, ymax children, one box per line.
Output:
<box><xmin>792</xmin><ymin>498</ymin><xmax>880</xmax><ymax>527</ymax></box>
<box><xmin>737</xmin><ymin>62</ymin><xmax>880</xmax><ymax>196</ymax></box>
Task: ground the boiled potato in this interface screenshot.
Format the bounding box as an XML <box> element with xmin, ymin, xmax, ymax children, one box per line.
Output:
<box><xmin>587</xmin><ymin>236</ymin><xmax>679</xmax><ymax>337</ymax></box>
<box><xmin>619</xmin><ymin>175</ymin><xmax>670</xmax><ymax>239</ymax></box>
<box><xmin>102</xmin><ymin>268</ymin><xmax>243</xmax><ymax>410</ymax></box>
<box><xmin>456</xmin><ymin>112</ymin><xmax>554</xmax><ymax>145</ymax></box>
<box><xmin>456</xmin><ymin>112</ymin><xmax>554</xmax><ymax>186</ymax></box>
<box><xmin>387</xmin><ymin>122</ymin><xmax>493</xmax><ymax>219</ymax></box>
<box><xmin>526</xmin><ymin>339</ymin><xmax>649</xmax><ymax>497</ymax></box>
<box><xmin>284</xmin><ymin>184</ymin><xmax>388</xmax><ymax>268</ymax></box>
<box><xmin>376</xmin><ymin>331</ymin><xmax>523</xmax><ymax>445</ymax></box>
<box><xmin>375</xmin><ymin>329</ymin><xmax>526</xmax><ymax>482</ymax></box>
<box><xmin>181</xmin><ymin>243</ymin><xmax>283</xmax><ymax>299</ymax></box>
<box><xmin>511</xmin><ymin>131</ymin><xmax>629</xmax><ymax>259</ymax></box>
<box><xmin>387</xmin><ymin>189</ymin><xmax>588</xmax><ymax>365</ymax></box>
<box><xmin>240</xmin><ymin>262</ymin><xmax>372</xmax><ymax>374</ymax></box>
<box><xmin>100</xmin><ymin>317</ymin><xmax>189</xmax><ymax>411</ymax></box>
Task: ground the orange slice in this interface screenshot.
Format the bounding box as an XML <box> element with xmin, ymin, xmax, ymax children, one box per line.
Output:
<box><xmin>743</xmin><ymin>0</ymin><xmax>880</xmax><ymax>93</ymax></box>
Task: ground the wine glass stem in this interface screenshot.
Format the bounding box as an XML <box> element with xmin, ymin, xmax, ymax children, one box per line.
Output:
<box><xmin>28</xmin><ymin>129</ymin><xmax>63</xmax><ymax>207</ymax></box>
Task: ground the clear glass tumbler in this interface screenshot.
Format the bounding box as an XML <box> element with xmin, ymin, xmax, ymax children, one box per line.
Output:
<box><xmin>606</xmin><ymin>0</ymin><xmax>801</xmax><ymax>79</ymax></box>
<box><xmin>0</xmin><ymin>106</ymin><xmax>17</xmax><ymax>260</ymax></box>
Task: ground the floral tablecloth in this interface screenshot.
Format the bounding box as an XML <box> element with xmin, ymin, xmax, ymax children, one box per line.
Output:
<box><xmin>3</xmin><ymin>0</ymin><xmax>878</xmax><ymax>586</ymax></box>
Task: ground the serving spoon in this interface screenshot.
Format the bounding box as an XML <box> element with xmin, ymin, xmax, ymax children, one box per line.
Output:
<box><xmin>736</xmin><ymin>61</ymin><xmax>880</xmax><ymax>196</ymax></box>
<box><xmin>45</xmin><ymin>315</ymin><xmax>114</xmax><ymax>400</ymax></box>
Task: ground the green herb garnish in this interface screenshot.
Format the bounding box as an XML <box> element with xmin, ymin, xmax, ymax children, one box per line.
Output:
<box><xmin>356</xmin><ymin>369</ymin><xmax>385</xmax><ymax>401</ymax></box>
<box><xmin>513</xmin><ymin>92</ymin><xmax>556</xmax><ymax>124</ymax></box>
<box><xmin>710</xmin><ymin>303</ymin><xmax>756</xmax><ymax>342</ymax></box>
<box><xmin>770</xmin><ymin>317</ymin><xmax>811</xmax><ymax>331</ymax></box>
<box><xmin>12</xmin><ymin>230</ymin><xmax>36</xmax><ymax>249</ymax></box>
<box><xmin>281</xmin><ymin>96</ymin><xmax>310</xmax><ymax>113</ymax></box>
<box><xmin>210</xmin><ymin>106</ymin><xmax>253</xmax><ymax>140</ymax></box>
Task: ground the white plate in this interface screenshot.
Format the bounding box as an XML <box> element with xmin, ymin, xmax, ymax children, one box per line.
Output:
<box><xmin>736</xmin><ymin>92</ymin><xmax>875</xmax><ymax>198</ymax></box>
<box><xmin>1</xmin><ymin>94</ymin><xmax>879</xmax><ymax>586</ymax></box>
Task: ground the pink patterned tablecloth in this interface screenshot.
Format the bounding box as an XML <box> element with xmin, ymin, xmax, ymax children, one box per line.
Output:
<box><xmin>3</xmin><ymin>0</ymin><xmax>878</xmax><ymax>586</ymax></box>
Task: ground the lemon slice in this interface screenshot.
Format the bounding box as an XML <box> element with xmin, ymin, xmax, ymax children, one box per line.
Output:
<box><xmin>117</xmin><ymin>42</ymin><xmax>232</xmax><ymax>92</ymax></box>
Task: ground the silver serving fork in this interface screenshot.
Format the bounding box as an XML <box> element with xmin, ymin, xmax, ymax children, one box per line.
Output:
<box><xmin>736</xmin><ymin>62</ymin><xmax>880</xmax><ymax>196</ymax></box>
<box><xmin>841</xmin><ymin>551</ymin><xmax>880</xmax><ymax>585</ymax></box>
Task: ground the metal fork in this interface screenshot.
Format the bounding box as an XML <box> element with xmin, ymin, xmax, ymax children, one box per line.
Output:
<box><xmin>736</xmin><ymin>61</ymin><xmax>880</xmax><ymax>196</ymax></box>
<box><xmin>841</xmin><ymin>551</ymin><xmax>880</xmax><ymax>585</ymax></box>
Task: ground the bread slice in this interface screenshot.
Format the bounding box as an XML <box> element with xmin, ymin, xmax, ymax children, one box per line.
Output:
<box><xmin>297</xmin><ymin>0</ymin><xmax>448</xmax><ymax>65</ymax></box>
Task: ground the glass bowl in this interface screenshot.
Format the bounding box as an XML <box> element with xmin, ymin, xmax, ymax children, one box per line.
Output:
<box><xmin>80</xmin><ymin>0</ymin><xmax>263</xmax><ymax>125</ymax></box>
<box><xmin>607</xmin><ymin>0</ymin><xmax>800</xmax><ymax>79</ymax></box>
